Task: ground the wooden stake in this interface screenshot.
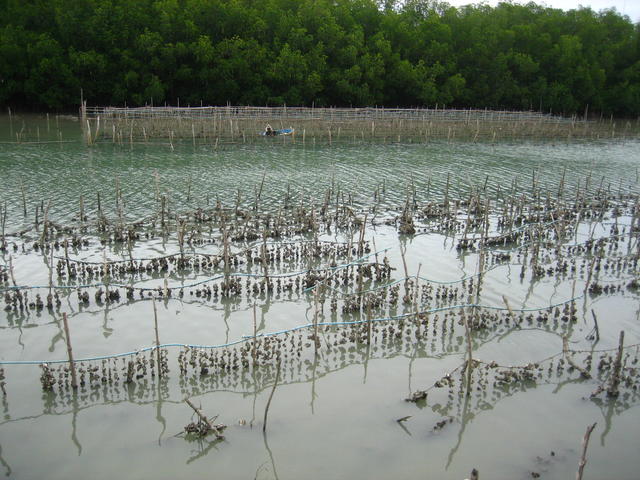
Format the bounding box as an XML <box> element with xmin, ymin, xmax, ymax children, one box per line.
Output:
<box><xmin>413</xmin><ymin>263</ymin><xmax>422</xmax><ymax>314</ymax></box>
<box><xmin>48</xmin><ymin>244</ymin><xmax>54</xmax><ymax>297</ymax></box>
<box><xmin>255</xmin><ymin>170</ymin><xmax>267</xmax><ymax>212</ymax></box>
<box><xmin>444</xmin><ymin>172</ymin><xmax>450</xmax><ymax>210</ymax></box>
<box><xmin>152</xmin><ymin>300</ymin><xmax>162</xmax><ymax>378</ymax></box>
<box><xmin>223</xmin><ymin>226</ymin><xmax>230</xmax><ymax>289</ymax></box>
<box><xmin>261</xmin><ymin>229</ymin><xmax>269</xmax><ymax>285</ymax></box>
<box><xmin>161</xmin><ymin>195</ymin><xmax>166</xmax><ymax>228</ymax></box>
<box><xmin>463</xmin><ymin>312</ymin><xmax>474</xmax><ymax>397</ymax></box>
<box><xmin>366</xmin><ymin>298</ymin><xmax>372</xmax><ymax>345</ymax></box>
<box><xmin>313</xmin><ymin>288</ymin><xmax>319</xmax><ymax>353</ymax></box>
<box><xmin>1</xmin><ymin>202</ymin><xmax>6</xmax><ymax>245</ymax></box>
<box><xmin>357</xmin><ymin>213</ymin><xmax>367</xmax><ymax>255</ymax></box>
<box><xmin>41</xmin><ymin>200</ymin><xmax>50</xmax><ymax>245</ymax></box>
<box><xmin>62</xmin><ymin>313</ymin><xmax>78</xmax><ymax>390</ymax></box>
<box><xmin>502</xmin><ymin>295</ymin><xmax>514</xmax><ymax>317</ymax></box>
<box><xmin>563</xmin><ymin>336</ymin><xmax>591</xmax><ymax>379</ymax></box>
<box><xmin>252</xmin><ymin>303</ymin><xmax>258</xmax><ymax>366</ymax></box>
<box><xmin>8</xmin><ymin>256</ymin><xmax>17</xmax><ymax>287</ymax></box>
<box><xmin>400</xmin><ymin>242</ymin><xmax>409</xmax><ymax>289</ymax></box>
<box><xmin>64</xmin><ymin>239</ymin><xmax>72</xmax><ymax>279</ymax></box>
<box><xmin>79</xmin><ymin>194</ymin><xmax>84</xmax><ymax>226</ymax></box>
<box><xmin>127</xmin><ymin>234</ymin><xmax>134</xmax><ymax>269</ymax></box>
<box><xmin>590</xmin><ymin>309</ymin><xmax>600</xmax><ymax>342</ymax></box>
<box><xmin>20</xmin><ymin>179</ymin><xmax>27</xmax><ymax>217</ymax></box>
<box><xmin>607</xmin><ymin>330</ymin><xmax>625</xmax><ymax>397</ymax></box>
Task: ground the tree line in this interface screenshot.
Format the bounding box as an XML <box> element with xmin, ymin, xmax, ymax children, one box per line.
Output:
<box><xmin>1</xmin><ymin>0</ymin><xmax>638</xmax><ymax>116</ymax></box>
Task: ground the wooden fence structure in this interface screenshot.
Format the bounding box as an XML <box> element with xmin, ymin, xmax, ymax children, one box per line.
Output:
<box><xmin>81</xmin><ymin>104</ymin><xmax>635</xmax><ymax>145</ymax></box>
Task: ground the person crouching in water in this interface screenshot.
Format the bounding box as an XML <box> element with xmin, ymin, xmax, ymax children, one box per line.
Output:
<box><xmin>265</xmin><ymin>124</ymin><xmax>275</xmax><ymax>136</ymax></box>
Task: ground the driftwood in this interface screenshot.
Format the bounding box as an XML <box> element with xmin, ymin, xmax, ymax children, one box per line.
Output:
<box><xmin>405</xmin><ymin>390</ymin><xmax>428</xmax><ymax>402</ymax></box>
<box><xmin>184</xmin><ymin>398</ymin><xmax>226</xmax><ymax>439</ymax></box>
<box><xmin>562</xmin><ymin>336</ymin><xmax>591</xmax><ymax>379</ymax></box>
<box><xmin>576</xmin><ymin>423</ymin><xmax>597</xmax><ymax>480</ymax></box>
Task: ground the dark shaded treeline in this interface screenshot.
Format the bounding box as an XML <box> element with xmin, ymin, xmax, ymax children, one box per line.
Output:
<box><xmin>1</xmin><ymin>0</ymin><xmax>638</xmax><ymax>115</ymax></box>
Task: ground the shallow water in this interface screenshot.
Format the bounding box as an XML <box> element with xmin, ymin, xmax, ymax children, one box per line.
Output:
<box><xmin>0</xmin><ymin>114</ymin><xmax>639</xmax><ymax>479</ymax></box>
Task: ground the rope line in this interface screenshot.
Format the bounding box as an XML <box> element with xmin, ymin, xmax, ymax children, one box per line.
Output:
<box><xmin>54</xmin><ymin>239</ymin><xmax>360</xmax><ymax>265</ymax></box>
<box><xmin>0</xmin><ymin>295</ymin><xmax>582</xmax><ymax>365</ymax></box>
<box><xmin>0</xmin><ymin>248</ymin><xmax>389</xmax><ymax>293</ymax></box>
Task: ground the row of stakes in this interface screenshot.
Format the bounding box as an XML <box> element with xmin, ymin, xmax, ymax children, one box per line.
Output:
<box><xmin>1</xmin><ymin>180</ymin><xmax>638</xmax><ymax>437</ymax></box>
<box><xmin>2</xmin><ymin>246</ymin><xmax>639</xmax><ymax>322</ymax></box>
<box><xmin>2</xmin><ymin>170</ymin><xmax>637</xmax><ymax>255</ymax></box>
<box><xmin>1</xmin><ymin>178</ymin><xmax>637</xmax><ymax>288</ymax></box>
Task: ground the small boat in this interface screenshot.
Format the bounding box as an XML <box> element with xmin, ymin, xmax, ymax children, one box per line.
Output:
<box><xmin>261</xmin><ymin>127</ymin><xmax>295</xmax><ymax>137</ymax></box>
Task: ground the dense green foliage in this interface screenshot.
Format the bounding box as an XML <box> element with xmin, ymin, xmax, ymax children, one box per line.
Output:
<box><xmin>1</xmin><ymin>0</ymin><xmax>639</xmax><ymax>115</ymax></box>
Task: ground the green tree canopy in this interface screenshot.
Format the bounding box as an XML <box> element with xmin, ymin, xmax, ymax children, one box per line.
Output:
<box><xmin>0</xmin><ymin>0</ymin><xmax>638</xmax><ymax>115</ymax></box>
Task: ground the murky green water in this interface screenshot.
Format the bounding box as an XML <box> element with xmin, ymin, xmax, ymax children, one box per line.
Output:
<box><xmin>1</xmin><ymin>114</ymin><xmax>639</xmax><ymax>479</ymax></box>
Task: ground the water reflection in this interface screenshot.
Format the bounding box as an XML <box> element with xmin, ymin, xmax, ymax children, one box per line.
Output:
<box><xmin>3</xmin><ymin>313</ymin><xmax>636</xmax><ymax>423</ymax></box>
<box><xmin>184</xmin><ymin>435</ymin><xmax>224</xmax><ymax>465</ymax></box>
<box><xmin>262</xmin><ymin>431</ymin><xmax>280</xmax><ymax>480</ymax></box>
<box><xmin>70</xmin><ymin>393</ymin><xmax>81</xmax><ymax>455</ymax></box>
<box><xmin>446</xmin><ymin>393</ymin><xmax>472</xmax><ymax>469</ymax></box>
<box><xmin>156</xmin><ymin>383</ymin><xmax>166</xmax><ymax>446</ymax></box>
<box><xmin>0</xmin><ymin>443</ymin><xmax>11</xmax><ymax>477</ymax></box>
